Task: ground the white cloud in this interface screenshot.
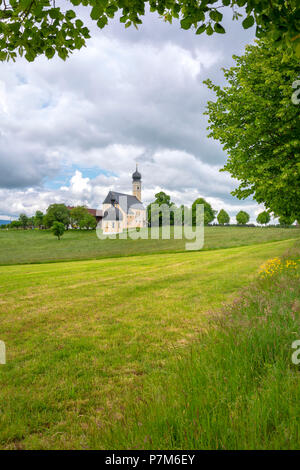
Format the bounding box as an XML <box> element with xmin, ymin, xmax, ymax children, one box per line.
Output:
<box><xmin>0</xmin><ymin>10</ymin><xmax>257</xmax><ymax>220</ymax></box>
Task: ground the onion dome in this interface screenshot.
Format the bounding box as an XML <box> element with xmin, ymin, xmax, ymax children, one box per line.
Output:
<box><xmin>132</xmin><ymin>164</ymin><xmax>141</xmax><ymax>181</ymax></box>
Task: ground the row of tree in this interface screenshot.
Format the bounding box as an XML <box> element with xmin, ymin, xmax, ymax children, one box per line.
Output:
<box><xmin>1</xmin><ymin>204</ymin><xmax>97</xmax><ymax>230</ymax></box>
<box><xmin>147</xmin><ymin>192</ymin><xmax>297</xmax><ymax>226</ymax></box>
<box><xmin>2</xmin><ymin>197</ymin><xmax>296</xmax><ymax>232</ymax></box>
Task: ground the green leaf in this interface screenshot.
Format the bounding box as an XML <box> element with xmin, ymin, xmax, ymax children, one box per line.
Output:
<box><xmin>214</xmin><ymin>23</ymin><xmax>225</xmax><ymax>34</ymax></box>
<box><xmin>57</xmin><ymin>48</ymin><xmax>68</xmax><ymax>61</ymax></box>
<box><xmin>97</xmin><ymin>15</ymin><xmax>108</xmax><ymax>29</ymax></box>
<box><xmin>242</xmin><ymin>15</ymin><xmax>255</xmax><ymax>29</ymax></box>
<box><xmin>196</xmin><ymin>24</ymin><xmax>206</xmax><ymax>35</ymax></box>
<box><xmin>206</xmin><ymin>24</ymin><xmax>213</xmax><ymax>36</ymax></box>
<box><xmin>209</xmin><ymin>10</ymin><xmax>223</xmax><ymax>23</ymax></box>
<box><xmin>75</xmin><ymin>19</ymin><xmax>84</xmax><ymax>28</ymax></box>
<box><xmin>180</xmin><ymin>17</ymin><xmax>192</xmax><ymax>30</ymax></box>
<box><xmin>66</xmin><ymin>10</ymin><xmax>76</xmax><ymax>20</ymax></box>
<box><xmin>91</xmin><ymin>6</ymin><xmax>103</xmax><ymax>20</ymax></box>
<box><xmin>45</xmin><ymin>47</ymin><xmax>55</xmax><ymax>59</ymax></box>
<box><xmin>25</xmin><ymin>50</ymin><xmax>36</xmax><ymax>62</ymax></box>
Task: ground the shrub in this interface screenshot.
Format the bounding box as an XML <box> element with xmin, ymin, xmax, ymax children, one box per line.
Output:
<box><xmin>51</xmin><ymin>221</ymin><xmax>65</xmax><ymax>240</ymax></box>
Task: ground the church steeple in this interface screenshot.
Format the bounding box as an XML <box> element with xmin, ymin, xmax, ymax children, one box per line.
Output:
<box><xmin>132</xmin><ymin>164</ymin><xmax>142</xmax><ymax>201</ymax></box>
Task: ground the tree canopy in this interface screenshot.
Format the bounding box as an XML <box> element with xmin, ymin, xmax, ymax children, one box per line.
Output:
<box><xmin>18</xmin><ymin>212</ymin><xmax>28</xmax><ymax>229</ymax></box>
<box><xmin>0</xmin><ymin>1</ymin><xmax>299</xmax><ymax>62</ymax></box>
<box><xmin>217</xmin><ymin>208</ymin><xmax>230</xmax><ymax>225</ymax></box>
<box><xmin>34</xmin><ymin>210</ymin><xmax>44</xmax><ymax>228</ymax></box>
<box><xmin>147</xmin><ymin>191</ymin><xmax>173</xmax><ymax>226</ymax></box>
<box><xmin>236</xmin><ymin>210</ymin><xmax>249</xmax><ymax>225</ymax></box>
<box><xmin>51</xmin><ymin>220</ymin><xmax>65</xmax><ymax>239</ymax></box>
<box><xmin>70</xmin><ymin>205</ymin><xmax>89</xmax><ymax>227</ymax></box>
<box><xmin>205</xmin><ymin>38</ymin><xmax>300</xmax><ymax>222</ymax></box>
<box><xmin>256</xmin><ymin>211</ymin><xmax>270</xmax><ymax>225</ymax></box>
<box><xmin>79</xmin><ymin>212</ymin><xmax>97</xmax><ymax>229</ymax></box>
<box><xmin>192</xmin><ymin>197</ymin><xmax>216</xmax><ymax>225</ymax></box>
<box><xmin>279</xmin><ymin>215</ymin><xmax>295</xmax><ymax>226</ymax></box>
<box><xmin>44</xmin><ymin>203</ymin><xmax>70</xmax><ymax>228</ymax></box>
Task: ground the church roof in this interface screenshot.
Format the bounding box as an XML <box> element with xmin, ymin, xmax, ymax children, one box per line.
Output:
<box><xmin>132</xmin><ymin>170</ymin><xmax>141</xmax><ymax>181</ymax></box>
<box><xmin>132</xmin><ymin>164</ymin><xmax>141</xmax><ymax>181</ymax></box>
<box><xmin>103</xmin><ymin>191</ymin><xmax>144</xmax><ymax>213</ymax></box>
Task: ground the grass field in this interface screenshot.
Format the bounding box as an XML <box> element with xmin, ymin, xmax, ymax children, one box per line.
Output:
<box><xmin>0</xmin><ymin>237</ymin><xmax>298</xmax><ymax>449</ymax></box>
<box><xmin>0</xmin><ymin>226</ymin><xmax>299</xmax><ymax>265</ymax></box>
<box><xmin>105</xmin><ymin>243</ymin><xmax>300</xmax><ymax>450</ymax></box>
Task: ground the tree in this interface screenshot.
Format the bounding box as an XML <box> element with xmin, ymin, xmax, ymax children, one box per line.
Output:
<box><xmin>147</xmin><ymin>191</ymin><xmax>172</xmax><ymax>226</ymax></box>
<box><xmin>79</xmin><ymin>213</ymin><xmax>97</xmax><ymax>229</ymax></box>
<box><xmin>44</xmin><ymin>204</ymin><xmax>70</xmax><ymax>228</ymax></box>
<box><xmin>217</xmin><ymin>209</ymin><xmax>230</xmax><ymax>225</ymax></box>
<box><xmin>256</xmin><ymin>211</ymin><xmax>270</xmax><ymax>226</ymax></box>
<box><xmin>192</xmin><ymin>197</ymin><xmax>216</xmax><ymax>226</ymax></box>
<box><xmin>1</xmin><ymin>1</ymin><xmax>299</xmax><ymax>63</ymax></box>
<box><xmin>236</xmin><ymin>210</ymin><xmax>250</xmax><ymax>225</ymax></box>
<box><xmin>204</xmin><ymin>38</ymin><xmax>300</xmax><ymax>222</ymax></box>
<box><xmin>10</xmin><ymin>220</ymin><xmax>21</xmax><ymax>229</ymax></box>
<box><xmin>34</xmin><ymin>210</ymin><xmax>44</xmax><ymax>229</ymax></box>
<box><xmin>279</xmin><ymin>215</ymin><xmax>295</xmax><ymax>226</ymax></box>
<box><xmin>152</xmin><ymin>191</ymin><xmax>171</xmax><ymax>207</ymax></box>
<box><xmin>70</xmin><ymin>206</ymin><xmax>89</xmax><ymax>227</ymax></box>
<box><xmin>51</xmin><ymin>221</ymin><xmax>65</xmax><ymax>240</ymax></box>
<box><xmin>18</xmin><ymin>213</ymin><xmax>28</xmax><ymax>229</ymax></box>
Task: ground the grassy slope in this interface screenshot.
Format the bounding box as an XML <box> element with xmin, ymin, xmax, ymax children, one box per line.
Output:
<box><xmin>0</xmin><ymin>238</ymin><xmax>297</xmax><ymax>449</ymax></box>
<box><xmin>0</xmin><ymin>226</ymin><xmax>299</xmax><ymax>265</ymax></box>
<box><xmin>106</xmin><ymin>244</ymin><xmax>300</xmax><ymax>450</ymax></box>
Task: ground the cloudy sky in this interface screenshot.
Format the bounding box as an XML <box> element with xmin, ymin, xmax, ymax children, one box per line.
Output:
<box><xmin>0</xmin><ymin>5</ymin><xmax>268</xmax><ymax>223</ymax></box>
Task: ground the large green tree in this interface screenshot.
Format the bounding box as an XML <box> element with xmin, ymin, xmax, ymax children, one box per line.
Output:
<box><xmin>147</xmin><ymin>191</ymin><xmax>173</xmax><ymax>226</ymax></box>
<box><xmin>79</xmin><ymin>213</ymin><xmax>97</xmax><ymax>229</ymax></box>
<box><xmin>0</xmin><ymin>1</ymin><xmax>299</xmax><ymax>62</ymax></box>
<box><xmin>217</xmin><ymin>208</ymin><xmax>230</xmax><ymax>225</ymax></box>
<box><xmin>256</xmin><ymin>211</ymin><xmax>270</xmax><ymax>225</ymax></box>
<box><xmin>44</xmin><ymin>203</ymin><xmax>70</xmax><ymax>228</ymax></box>
<box><xmin>18</xmin><ymin>213</ymin><xmax>28</xmax><ymax>229</ymax></box>
<box><xmin>236</xmin><ymin>210</ymin><xmax>249</xmax><ymax>225</ymax></box>
<box><xmin>70</xmin><ymin>205</ymin><xmax>89</xmax><ymax>227</ymax></box>
<box><xmin>34</xmin><ymin>210</ymin><xmax>44</xmax><ymax>228</ymax></box>
<box><xmin>192</xmin><ymin>197</ymin><xmax>216</xmax><ymax>225</ymax></box>
<box><xmin>205</xmin><ymin>38</ymin><xmax>300</xmax><ymax>222</ymax></box>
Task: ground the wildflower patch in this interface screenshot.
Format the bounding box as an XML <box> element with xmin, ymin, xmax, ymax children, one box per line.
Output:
<box><xmin>259</xmin><ymin>257</ymin><xmax>299</xmax><ymax>278</ymax></box>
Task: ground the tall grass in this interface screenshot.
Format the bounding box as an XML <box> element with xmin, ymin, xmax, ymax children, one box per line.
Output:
<box><xmin>104</xmin><ymin>244</ymin><xmax>300</xmax><ymax>449</ymax></box>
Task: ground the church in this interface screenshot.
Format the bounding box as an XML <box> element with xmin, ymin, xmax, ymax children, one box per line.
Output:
<box><xmin>100</xmin><ymin>166</ymin><xmax>147</xmax><ymax>234</ymax></box>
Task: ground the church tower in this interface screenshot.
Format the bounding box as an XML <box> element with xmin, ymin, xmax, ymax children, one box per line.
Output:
<box><xmin>132</xmin><ymin>164</ymin><xmax>142</xmax><ymax>201</ymax></box>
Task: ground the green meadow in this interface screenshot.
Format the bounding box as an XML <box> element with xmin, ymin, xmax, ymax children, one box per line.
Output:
<box><xmin>0</xmin><ymin>233</ymin><xmax>299</xmax><ymax>449</ymax></box>
<box><xmin>0</xmin><ymin>226</ymin><xmax>299</xmax><ymax>265</ymax></box>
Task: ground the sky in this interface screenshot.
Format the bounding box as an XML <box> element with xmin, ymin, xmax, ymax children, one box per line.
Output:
<box><xmin>0</xmin><ymin>5</ymin><xmax>269</xmax><ymax>223</ymax></box>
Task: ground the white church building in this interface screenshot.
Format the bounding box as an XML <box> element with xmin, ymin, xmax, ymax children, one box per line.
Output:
<box><xmin>101</xmin><ymin>166</ymin><xmax>147</xmax><ymax>234</ymax></box>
